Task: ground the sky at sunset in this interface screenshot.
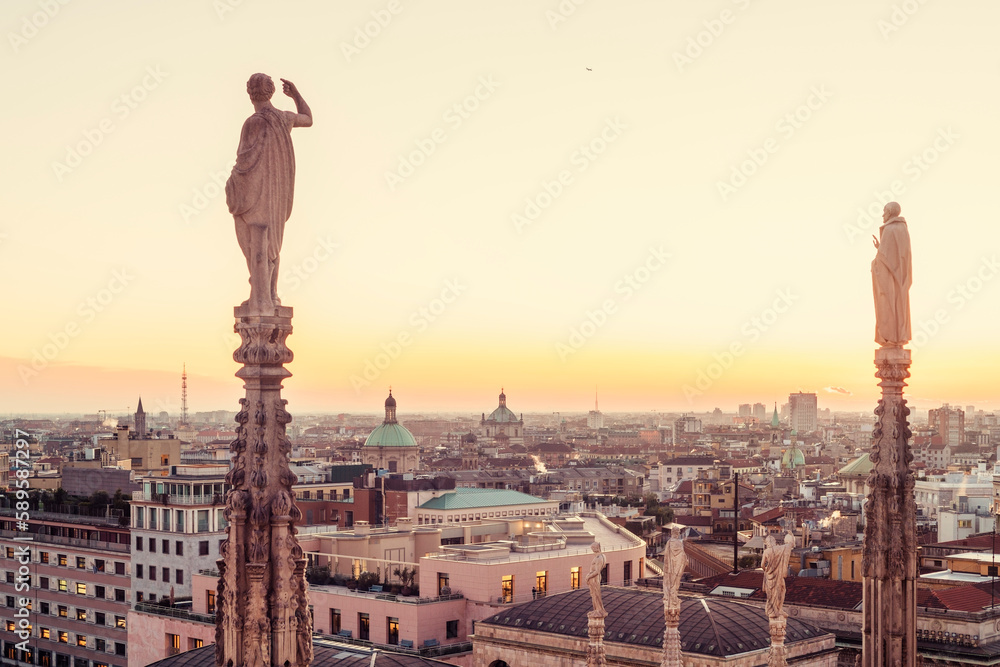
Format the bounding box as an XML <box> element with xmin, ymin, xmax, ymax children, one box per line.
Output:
<box><xmin>3</xmin><ymin>0</ymin><xmax>999</xmax><ymax>418</ymax></box>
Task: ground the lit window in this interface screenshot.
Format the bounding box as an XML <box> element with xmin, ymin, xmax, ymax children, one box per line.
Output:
<box><xmin>76</xmin><ymin>635</ymin><xmax>87</xmax><ymax>647</ymax></box>
<box><xmin>75</xmin><ymin>583</ymin><xmax>87</xmax><ymax>595</ymax></box>
<box><xmin>57</xmin><ymin>631</ymin><xmax>68</xmax><ymax>643</ymax></box>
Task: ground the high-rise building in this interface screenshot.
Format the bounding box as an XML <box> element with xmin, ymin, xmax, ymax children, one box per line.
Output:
<box><xmin>788</xmin><ymin>392</ymin><xmax>818</xmax><ymax>434</ymax></box>
<box><xmin>588</xmin><ymin>392</ymin><xmax>604</xmax><ymax>430</ymax></box>
<box><xmin>738</xmin><ymin>404</ymin><xmax>752</xmax><ymax>418</ymax></box>
<box><xmin>928</xmin><ymin>404</ymin><xmax>965</xmax><ymax>446</ymax></box>
<box><xmin>0</xmin><ymin>508</ymin><xmax>132</xmax><ymax>666</ymax></box>
<box><xmin>753</xmin><ymin>403</ymin><xmax>766</xmax><ymax>421</ymax></box>
<box><xmin>129</xmin><ymin>464</ymin><xmax>228</xmax><ymax>604</ymax></box>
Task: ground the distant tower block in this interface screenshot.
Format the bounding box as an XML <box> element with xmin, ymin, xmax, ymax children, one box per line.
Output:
<box><xmin>181</xmin><ymin>363</ymin><xmax>189</xmax><ymax>427</ymax></box>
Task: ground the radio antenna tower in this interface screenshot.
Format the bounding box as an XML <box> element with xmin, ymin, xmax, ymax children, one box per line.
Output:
<box><xmin>181</xmin><ymin>363</ymin><xmax>189</xmax><ymax>427</ymax></box>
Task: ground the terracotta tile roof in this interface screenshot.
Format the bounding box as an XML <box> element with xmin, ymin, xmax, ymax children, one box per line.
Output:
<box><xmin>695</xmin><ymin>569</ymin><xmax>764</xmax><ymax>590</ymax></box>
<box><xmin>675</xmin><ymin>515</ymin><xmax>713</xmax><ymax>526</ymax></box>
<box><xmin>746</xmin><ymin>577</ymin><xmax>863</xmax><ymax>610</ymax></box>
<box><xmin>920</xmin><ymin>581</ymin><xmax>1000</xmax><ymax>612</ymax></box>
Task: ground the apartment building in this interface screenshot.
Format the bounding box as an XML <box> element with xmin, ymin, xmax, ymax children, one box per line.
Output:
<box><xmin>0</xmin><ymin>509</ymin><xmax>131</xmax><ymax>667</ymax></box>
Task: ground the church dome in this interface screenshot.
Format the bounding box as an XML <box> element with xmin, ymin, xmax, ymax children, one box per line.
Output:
<box><xmin>485</xmin><ymin>388</ymin><xmax>520</xmax><ymax>423</ymax></box>
<box><xmin>782</xmin><ymin>445</ymin><xmax>806</xmax><ymax>468</ymax></box>
<box><xmin>364</xmin><ymin>391</ymin><xmax>417</xmax><ymax>448</ymax></box>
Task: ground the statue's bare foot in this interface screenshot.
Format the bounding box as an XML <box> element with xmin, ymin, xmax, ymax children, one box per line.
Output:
<box><xmin>272</xmin><ymin>295</ymin><xmax>281</xmax><ymax>306</ymax></box>
<box><xmin>241</xmin><ymin>298</ymin><xmax>250</xmax><ymax>306</ymax></box>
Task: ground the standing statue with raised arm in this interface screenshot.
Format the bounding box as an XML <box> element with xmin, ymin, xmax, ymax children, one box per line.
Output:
<box><xmin>226</xmin><ymin>73</ymin><xmax>312</xmax><ymax>313</ymax></box>
<box><xmin>872</xmin><ymin>201</ymin><xmax>912</xmax><ymax>347</ymax></box>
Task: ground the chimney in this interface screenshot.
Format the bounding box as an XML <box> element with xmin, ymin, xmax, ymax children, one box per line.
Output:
<box><xmin>396</xmin><ymin>517</ymin><xmax>413</xmax><ymax>532</ymax></box>
<box><xmin>354</xmin><ymin>520</ymin><xmax>370</xmax><ymax>536</ymax></box>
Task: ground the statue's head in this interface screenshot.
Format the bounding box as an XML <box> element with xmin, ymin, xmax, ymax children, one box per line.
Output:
<box><xmin>590</xmin><ymin>542</ymin><xmax>601</xmax><ymax>553</ymax></box>
<box><xmin>247</xmin><ymin>73</ymin><xmax>275</xmax><ymax>102</ymax></box>
<box><xmin>883</xmin><ymin>201</ymin><xmax>901</xmax><ymax>222</ymax></box>
<box><xmin>764</xmin><ymin>535</ymin><xmax>776</xmax><ymax>549</ymax></box>
<box><xmin>671</xmin><ymin>525</ymin><xmax>681</xmax><ymax>538</ymax></box>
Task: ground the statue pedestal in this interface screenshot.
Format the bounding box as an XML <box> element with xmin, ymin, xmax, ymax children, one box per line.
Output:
<box><xmin>587</xmin><ymin>610</ymin><xmax>607</xmax><ymax>667</ymax></box>
<box><xmin>661</xmin><ymin>604</ymin><xmax>681</xmax><ymax>667</ymax></box>
<box><xmin>862</xmin><ymin>346</ymin><xmax>917</xmax><ymax>667</ymax></box>
<box><xmin>768</xmin><ymin>618</ymin><xmax>787</xmax><ymax>667</ymax></box>
<box><xmin>216</xmin><ymin>305</ymin><xmax>313</xmax><ymax>667</ymax></box>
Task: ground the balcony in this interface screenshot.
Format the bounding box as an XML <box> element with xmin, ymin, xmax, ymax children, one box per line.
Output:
<box><xmin>132</xmin><ymin>492</ymin><xmax>225</xmax><ymax>506</ymax></box>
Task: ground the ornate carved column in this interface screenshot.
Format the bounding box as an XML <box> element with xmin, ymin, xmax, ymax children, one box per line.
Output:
<box><xmin>862</xmin><ymin>346</ymin><xmax>917</xmax><ymax>667</ymax></box>
<box><xmin>661</xmin><ymin>605</ymin><xmax>681</xmax><ymax>667</ymax></box>
<box><xmin>586</xmin><ymin>610</ymin><xmax>607</xmax><ymax>667</ymax></box>
<box><xmin>768</xmin><ymin>618</ymin><xmax>787</xmax><ymax>667</ymax></box>
<box><xmin>216</xmin><ymin>304</ymin><xmax>313</xmax><ymax>667</ymax></box>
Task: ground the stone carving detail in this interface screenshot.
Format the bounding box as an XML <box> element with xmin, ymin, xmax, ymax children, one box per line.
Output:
<box><xmin>862</xmin><ymin>345</ymin><xmax>917</xmax><ymax>667</ymax></box>
<box><xmin>217</xmin><ymin>306</ymin><xmax>311</xmax><ymax>667</ymax></box>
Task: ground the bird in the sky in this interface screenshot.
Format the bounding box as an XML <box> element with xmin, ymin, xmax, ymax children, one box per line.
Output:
<box><xmin>586</xmin><ymin>67</ymin><xmax>592</xmax><ymax>71</ymax></box>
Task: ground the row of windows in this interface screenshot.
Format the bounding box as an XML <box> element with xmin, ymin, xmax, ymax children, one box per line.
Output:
<box><xmin>326</xmin><ymin>611</ymin><xmax>457</xmax><ymax>644</ymax></box>
<box><xmin>135</xmin><ymin>537</ymin><xmax>213</xmax><ymax>556</ymax></box>
<box><xmin>5</xmin><ymin>597</ymin><xmax>128</xmax><ymax>628</ymax></box>
<box><xmin>165</xmin><ymin>633</ymin><xmax>204</xmax><ymax>652</ymax></box>
<box><xmin>416</xmin><ymin>507</ymin><xmax>555</xmax><ymax>524</ymax></box>
<box><xmin>134</xmin><ymin>565</ymin><xmax>184</xmax><ymax>584</ymax></box>
<box><xmin>133</xmin><ymin>537</ymin><xmax>185</xmax><ymax>555</ymax></box>
<box><xmin>7</xmin><ymin>574</ymin><xmax>127</xmax><ymax>601</ymax></box>
<box><xmin>4</xmin><ymin>549</ymin><xmax>126</xmax><ymax>576</ymax></box>
<box><xmin>29</xmin><ymin>628</ymin><xmax>125</xmax><ymax>655</ymax></box>
<box><xmin>3</xmin><ymin>642</ymin><xmax>123</xmax><ymax>667</ymax></box>
<box><xmin>134</xmin><ymin>507</ymin><xmax>224</xmax><ymax>532</ymax></box>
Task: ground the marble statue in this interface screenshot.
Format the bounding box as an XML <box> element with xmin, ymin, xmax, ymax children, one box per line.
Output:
<box><xmin>871</xmin><ymin>201</ymin><xmax>912</xmax><ymax>347</ymax></box>
<box><xmin>586</xmin><ymin>542</ymin><xmax>607</xmax><ymax>616</ymax></box>
<box><xmin>761</xmin><ymin>533</ymin><xmax>795</xmax><ymax>620</ymax></box>
<box><xmin>663</xmin><ymin>525</ymin><xmax>687</xmax><ymax>608</ymax></box>
<box><xmin>226</xmin><ymin>73</ymin><xmax>312</xmax><ymax>311</ymax></box>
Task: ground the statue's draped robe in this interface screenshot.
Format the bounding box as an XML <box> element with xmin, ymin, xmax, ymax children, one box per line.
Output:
<box><xmin>872</xmin><ymin>217</ymin><xmax>912</xmax><ymax>346</ymax></box>
<box><xmin>226</xmin><ymin>107</ymin><xmax>297</xmax><ymax>264</ymax></box>
<box><xmin>762</xmin><ymin>541</ymin><xmax>792</xmax><ymax>620</ymax></box>
<box><xmin>663</xmin><ymin>538</ymin><xmax>686</xmax><ymax>606</ymax></box>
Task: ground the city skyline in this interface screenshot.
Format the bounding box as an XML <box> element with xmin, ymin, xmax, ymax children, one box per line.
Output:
<box><xmin>5</xmin><ymin>1</ymin><xmax>1000</xmax><ymax>415</ymax></box>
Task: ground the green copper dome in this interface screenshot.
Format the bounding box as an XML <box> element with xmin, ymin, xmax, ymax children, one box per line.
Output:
<box><xmin>364</xmin><ymin>391</ymin><xmax>417</xmax><ymax>448</ymax></box>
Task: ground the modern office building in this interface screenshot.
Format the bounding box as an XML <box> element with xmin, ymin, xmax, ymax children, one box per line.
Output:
<box><xmin>129</xmin><ymin>464</ymin><xmax>227</xmax><ymax>604</ymax></box>
<box><xmin>0</xmin><ymin>508</ymin><xmax>131</xmax><ymax>667</ymax></box>
<box><xmin>789</xmin><ymin>392</ymin><xmax>818</xmax><ymax>434</ymax></box>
